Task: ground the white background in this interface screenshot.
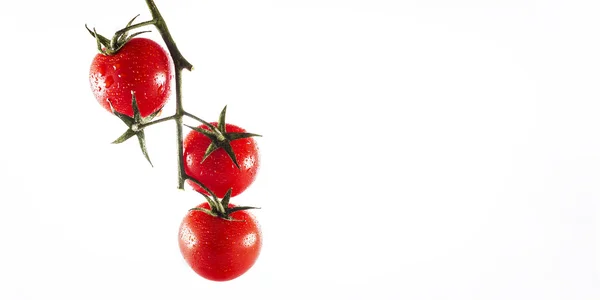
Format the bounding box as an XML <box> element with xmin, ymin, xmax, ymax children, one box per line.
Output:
<box><xmin>0</xmin><ymin>0</ymin><xmax>599</xmax><ymax>299</ymax></box>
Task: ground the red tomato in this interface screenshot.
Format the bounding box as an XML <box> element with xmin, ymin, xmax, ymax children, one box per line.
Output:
<box><xmin>178</xmin><ymin>202</ymin><xmax>262</xmax><ymax>281</ymax></box>
<box><xmin>184</xmin><ymin>123</ymin><xmax>260</xmax><ymax>198</ymax></box>
<box><xmin>89</xmin><ymin>37</ymin><xmax>172</xmax><ymax>118</ymax></box>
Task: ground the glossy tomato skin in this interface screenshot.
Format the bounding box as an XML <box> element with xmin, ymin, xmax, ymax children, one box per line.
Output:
<box><xmin>179</xmin><ymin>202</ymin><xmax>262</xmax><ymax>281</ymax></box>
<box><xmin>89</xmin><ymin>38</ymin><xmax>172</xmax><ymax>118</ymax></box>
<box><xmin>184</xmin><ymin>123</ymin><xmax>260</xmax><ymax>198</ymax></box>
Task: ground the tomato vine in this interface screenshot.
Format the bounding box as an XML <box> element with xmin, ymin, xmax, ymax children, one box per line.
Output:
<box><xmin>86</xmin><ymin>0</ymin><xmax>263</xmax><ymax>281</ymax></box>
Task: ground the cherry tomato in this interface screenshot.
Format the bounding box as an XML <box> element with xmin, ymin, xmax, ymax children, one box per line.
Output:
<box><xmin>89</xmin><ymin>37</ymin><xmax>172</xmax><ymax>118</ymax></box>
<box><xmin>178</xmin><ymin>202</ymin><xmax>262</xmax><ymax>281</ymax></box>
<box><xmin>184</xmin><ymin>123</ymin><xmax>260</xmax><ymax>198</ymax></box>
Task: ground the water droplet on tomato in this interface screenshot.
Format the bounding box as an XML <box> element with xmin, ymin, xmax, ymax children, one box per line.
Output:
<box><xmin>243</xmin><ymin>156</ymin><xmax>255</xmax><ymax>170</ymax></box>
<box><xmin>105</xmin><ymin>76</ymin><xmax>115</xmax><ymax>88</ymax></box>
<box><xmin>242</xmin><ymin>233</ymin><xmax>257</xmax><ymax>247</ymax></box>
<box><xmin>155</xmin><ymin>73</ymin><xmax>167</xmax><ymax>95</ymax></box>
<box><xmin>180</xmin><ymin>225</ymin><xmax>197</xmax><ymax>248</ymax></box>
<box><xmin>155</xmin><ymin>73</ymin><xmax>166</xmax><ymax>84</ymax></box>
<box><xmin>97</xmin><ymin>64</ymin><xmax>106</xmax><ymax>76</ymax></box>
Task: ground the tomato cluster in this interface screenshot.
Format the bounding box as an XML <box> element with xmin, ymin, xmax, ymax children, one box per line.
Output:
<box><xmin>87</xmin><ymin>4</ymin><xmax>263</xmax><ymax>282</ymax></box>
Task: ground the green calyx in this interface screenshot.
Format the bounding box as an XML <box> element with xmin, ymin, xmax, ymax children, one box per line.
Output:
<box><xmin>184</xmin><ymin>106</ymin><xmax>261</xmax><ymax>169</ymax></box>
<box><xmin>187</xmin><ymin>178</ymin><xmax>258</xmax><ymax>221</ymax></box>
<box><xmin>111</xmin><ymin>91</ymin><xmax>158</xmax><ymax>167</ymax></box>
<box><xmin>85</xmin><ymin>14</ymin><xmax>152</xmax><ymax>55</ymax></box>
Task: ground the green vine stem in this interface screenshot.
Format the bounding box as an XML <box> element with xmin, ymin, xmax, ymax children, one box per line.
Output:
<box><xmin>140</xmin><ymin>0</ymin><xmax>193</xmax><ymax>189</ymax></box>
<box><xmin>133</xmin><ymin>115</ymin><xmax>177</xmax><ymax>131</ymax></box>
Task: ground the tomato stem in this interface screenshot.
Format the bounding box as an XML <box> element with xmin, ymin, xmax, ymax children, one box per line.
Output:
<box><xmin>144</xmin><ymin>0</ymin><xmax>193</xmax><ymax>71</ymax></box>
<box><xmin>186</xmin><ymin>178</ymin><xmax>257</xmax><ymax>220</ymax></box>
<box><xmin>137</xmin><ymin>114</ymin><xmax>177</xmax><ymax>130</ymax></box>
<box><xmin>183</xmin><ymin>111</ymin><xmax>204</xmax><ymax>123</ymax></box>
<box><xmin>113</xmin><ymin>19</ymin><xmax>157</xmax><ymax>38</ymax></box>
<box><xmin>141</xmin><ymin>0</ymin><xmax>193</xmax><ymax>189</ymax></box>
<box><xmin>175</xmin><ymin>67</ymin><xmax>186</xmax><ymax>189</ymax></box>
